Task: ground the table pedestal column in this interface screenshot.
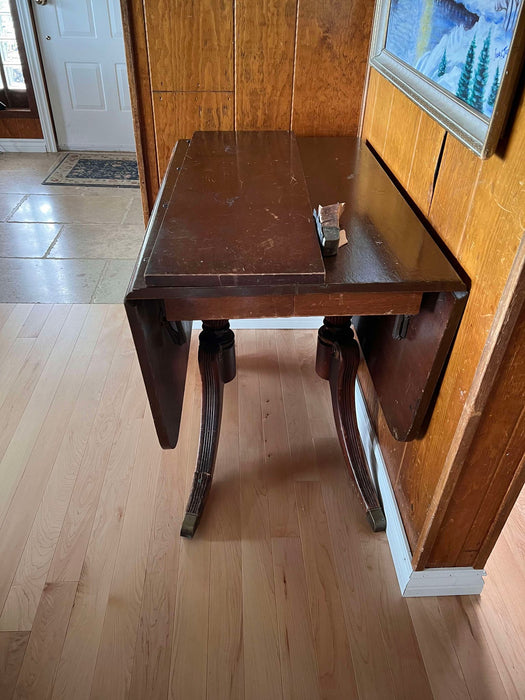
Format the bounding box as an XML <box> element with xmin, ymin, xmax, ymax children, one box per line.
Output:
<box><xmin>181</xmin><ymin>320</ymin><xmax>236</xmax><ymax>538</ymax></box>
<box><xmin>316</xmin><ymin>316</ymin><xmax>386</xmax><ymax>532</ymax></box>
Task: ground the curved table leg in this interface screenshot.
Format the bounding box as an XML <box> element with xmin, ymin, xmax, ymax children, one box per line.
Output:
<box><xmin>181</xmin><ymin>320</ymin><xmax>236</xmax><ymax>538</ymax></box>
<box><xmin>316</xmin><ymin>316</ymin><xmax>386</xmax><ymax>532</ymax></box>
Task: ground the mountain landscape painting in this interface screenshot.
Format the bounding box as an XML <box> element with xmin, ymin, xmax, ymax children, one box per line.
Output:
<box><xmin>385</xmin><ymin>0</ymin><xmax>522</xmax><ymax>118</ymax></box>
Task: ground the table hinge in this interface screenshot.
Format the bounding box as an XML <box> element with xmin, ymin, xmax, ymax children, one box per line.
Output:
<box><xmin>392</xmin><ymin>314</ymin><xmax>411</xmax><ymax>340</ymax></box>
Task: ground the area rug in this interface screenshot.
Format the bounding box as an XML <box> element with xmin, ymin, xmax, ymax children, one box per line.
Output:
<box><xmin>42</xmin><ymin>152</ymin><xmax>139</xmax><ymax>188</ymax></box>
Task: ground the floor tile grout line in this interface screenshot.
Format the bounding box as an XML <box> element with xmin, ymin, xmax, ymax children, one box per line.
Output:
<box><xmin>2</xmin><ymin>194</ymin><xmax>29</xmax><ymax>223</ymax></box>
<box><xmin>89</xmin><ymin>260</ymin><xmax>111</xmax><ymax>304</ymax></box>
<box><xmin>43</xmin><ymin>225</ymin><xmax>65</xmax><ymax>259</ymax></box>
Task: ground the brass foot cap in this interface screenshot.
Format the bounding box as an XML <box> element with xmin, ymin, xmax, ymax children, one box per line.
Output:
<box><xmin>367</xmin><ymin>507</ymin><xmax>386</xmax><ymax>532</ymax></box>
<box><xmin>180</xmin><ymin>512</ymin><xmax>199</xmax><ymax>538</ymax></box>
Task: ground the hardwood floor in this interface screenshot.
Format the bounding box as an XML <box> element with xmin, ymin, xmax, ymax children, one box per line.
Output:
<box><xmin>0</xmin><ymin>304</ymin><xmax>523</xmax><ymax>699</ymax></box>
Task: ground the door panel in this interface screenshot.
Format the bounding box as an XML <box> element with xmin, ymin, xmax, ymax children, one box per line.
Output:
<box><xmin>107</xmin><ymin>0</ymin><xmax>123</xmax><ymax>38</ymax></box>
<box><xmin>65</xmin><ymin>62</ymin><xmax>105</xmax><ymax>110</ymax></box>
<box><xmin>55</xmin><ymin>0</ymin><xmax>95</xmax><ymax>38</ymax></box>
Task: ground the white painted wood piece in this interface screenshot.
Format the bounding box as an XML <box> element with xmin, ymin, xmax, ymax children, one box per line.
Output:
<box><xmin>14</xmin><ymin>0</ymin><xmax>57</xmax><ymax>152</ymax></box>
<box><xmin>0</xmin><ymin>139</ymin><xmax>47</xmax><ymax>152</ymax></box>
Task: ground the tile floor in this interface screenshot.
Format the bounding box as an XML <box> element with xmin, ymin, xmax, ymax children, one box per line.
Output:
<box><xmin>0</xmin><ymin>151</ymin><xmax>145</xmax><ymax>303</ymax></box>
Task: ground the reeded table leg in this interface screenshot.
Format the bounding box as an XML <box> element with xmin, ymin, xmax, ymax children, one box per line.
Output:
<box><xmin>181</xmin><ymin>320</ymin><xmax>236</xmax><ymax>538</ymax></box>
<box><xmin>316</xmin><ymin>316</ymin><xmax>386</xmax><ymax>532</ymax></box>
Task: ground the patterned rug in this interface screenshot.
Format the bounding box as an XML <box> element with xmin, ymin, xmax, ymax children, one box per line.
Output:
<box><xmin>42</xmin><ymin>152</ymin><xmax>139</xmax><ymax>188</ymax></box>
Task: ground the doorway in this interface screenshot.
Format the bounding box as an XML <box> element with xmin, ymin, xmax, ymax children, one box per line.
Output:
<box><xmin>30</xmin><ymin>0</ymin><xmax>134</xmax><ymax>151</ymax></box>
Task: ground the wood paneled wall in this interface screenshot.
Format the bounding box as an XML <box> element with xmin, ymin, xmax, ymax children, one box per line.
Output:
<box><xmin>0</xmin><ymin>116</ymin><xmax>42</xmax><ymax>139</ymax></box>
<box><xmin>122</xmin><ymin>0</ymin><xmax>374</xmax><ymax>210</ymax></box>
<box><xmin>361</xmin><ymin>69</ymin><xmax>525</xmax><ymax>569</ymax></box>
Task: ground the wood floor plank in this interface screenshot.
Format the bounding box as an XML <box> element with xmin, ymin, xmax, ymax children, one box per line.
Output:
<box><xmin>12</xmin><ymin>582</ymin><xmax>77</xmax><ymax>700</ymax></box>
<box><xmin>407</xmin><ymin>597</ymin><xmax>470</xmax><ymax>700</ymax></box>
<box><xmin>17</xmin><ymin>305</ymin><xmax>53</xmax><ymax>339</ymax></box>
<box><xmin>0</xmin><ymin>337</ymin><xmax>35</xmax><ymax>423</ymax></box>
<box><xmin>272</xmin><ymin>537</ymin><xmax>321</xmax><ymax>700</ymax></box>
<box><xmin>257</xmin><ymin>330</ymin><xmax>300</xmax><ymax>537</ymax></box>
<box><xmin>0</xmin><ymin>305</ymin><xmax>70</xmax><ymax>469</ymax></box>
<box><xmin>295</xmin><ymin>481</ymin><xmax>359</xmax><ymax>700</ymax></box>
<box><xmin>0</xmin><ymin>631</ymin><xmax>29</xmax><ymax>700</ymax></box>
<box><xmin>321</xmin><ymin>471</ymin><xmax>399</xmax><ymax>699</ymax></box>
<box><xmin>0</xmin><ymin>306</ymin><xmax>124</xmax><ymax>631</ymax></box>
<box><xmin>438</xmin><ymin>595</ymin><xmax>509</xmax><ymax>700</ymax></box>
<box><xmin>50</xmin><ymin>362</ymin><xmax>146</xmax><ymax>700</ymax></box>
<box><xmin>237</xmin><ymin>332</ymin><xmax>283</xmax><ymax>700</ymax></box>
<box><xmin>360</xmin><ymin>525</ymin><xmax>434</xmax><ymax>699</ymax></box>
<box><xmin>0</xmin><ymin>305</ymin><xmax>108</xmax><ymax>625</ymax></box>
<box><xmin>0</xmin><ymin>303</ymin><xmax>17</xmax><ymax>333</ymax></box>
<box><xmin>205</xmin><ymin>373</ymin><xmax>244</xmax><ymax>700</ymax></box>
<box><xmin>89</xmin><ymin>407</ymin><xmax>163</xmax><ymax>700</ymax></box>
<box><xmin>47</xmin><ymin>323</ymin><xmax>135</xmax><ymax>582</ymax></box>
<box><xmin>297</xmin><ymin>329</ymin><xmax>433</xmax><ymax>700</ymax></box>
<box><xmin>487</xmin><ymin>531</ymin><xmax>525</xmax><ymax>645</ymax></box>
<box><xmin>128</xmin><ymin>346</ymin><xmax>198</xmax><ymax>700</ymax></box>
<box><xmin>0</xmin><ymin>304</ymin><xmax>33</xmax><ymax>364</ymax></box>
<box><xmin>275</xmin><ymin>331</ymin><xmax>320</xmax><ymax>482</ymax></box>
<box><xmin>477</xmin><ymin>573</ymin><xmax>525</xmax><ymax>698</ymax></box>
<box><xmin>0</xmin><ymin>304</ymin><xmax>88</xmax><ymax>529</ymax></box>
<box><xmin>502</xmin><ymin>503</ymin><xmax>525</xmax><ymax>580</ymax></box>
<box><xmin>168</xmin><ymin>342</ymin><xmax>211</xmax><ymax>700</ymax></box>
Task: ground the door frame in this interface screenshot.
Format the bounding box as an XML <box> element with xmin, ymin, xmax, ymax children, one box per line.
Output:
<box><xmin>14</xmin><ymin>0</ymin><xmax>58</xmax><ymax>152</ymax></box>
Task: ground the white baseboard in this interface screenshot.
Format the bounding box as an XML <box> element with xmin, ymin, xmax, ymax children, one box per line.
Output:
<box><xmin>354</xmin><ymin>380</ymin><xmax>486</xmax><ymax>597</ymax></box>
<box><xmin>230</xmin><ymin>317</ymin><xmax>323</xmax><ymax>329</ymax></box>
<box><xmin>0</xmin><ymin>139</ymin><xmax>47</xmax><ymax>153</ymax></box>
<box><xmin>60</xmin><ymin>144</ymin><xmax>136</xmax><ymax>152</ymax></box>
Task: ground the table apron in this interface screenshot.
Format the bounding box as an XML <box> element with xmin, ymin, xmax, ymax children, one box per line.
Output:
<box><xmin>164</xmin><ymin>291</ymin><xmax>422</xmax><ymax>321</ymax></box>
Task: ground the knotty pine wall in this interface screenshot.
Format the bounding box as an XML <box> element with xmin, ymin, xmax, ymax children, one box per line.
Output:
<box><xmin>121</xmin><ymin>0</ymin><xmax>374</xmax><ymax>210</ymax></box>
<box><xmin>361</xmin><ymin>69</ymin><xmax>524</xmax><ymax>569</ymax></box>
<box><xmin>0</xmin><ymin>117</ymin><xmax>42</xmax><ymax>139</ymax></box>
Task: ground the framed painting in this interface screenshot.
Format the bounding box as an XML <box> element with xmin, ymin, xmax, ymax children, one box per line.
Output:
<box><xmin>369</xmin><ymin>0</ymin><xmax>525</xmax><ymax>157</ymax></box>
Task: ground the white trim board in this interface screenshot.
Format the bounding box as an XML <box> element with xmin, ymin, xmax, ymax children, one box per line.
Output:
<box><xmin>0</xmin><ymin>139</ymin><xmax>46</xmax><ymax>153</ymax></box>
<box><xmin>354</xmin><ymin>379</ymin><xmax>486</xmax><ymax>597</ymax></box>
<box><xmin>230</xmin><ymin>317</ymin><xmax>323</xmax><ymax>329</ymax></box>
<box><xmin>15</xmin><ymin>0</ymin><xmax>57</xmax><ymax>152</ymax></box>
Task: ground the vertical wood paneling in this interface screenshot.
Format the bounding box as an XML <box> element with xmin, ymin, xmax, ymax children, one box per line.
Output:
<box><xmin>0</xmin><ymin>118</ymin><xmax>43</xmax><ymax>139</ymax></box>
<box><xmin>361</xmin><ymin>71</ymin><xmax>395</xmax><ymax>158</ymax></box>
<box><xmin>144</xmin><ymin>0</ymin><xmax>233</xmax><ymax>91</ymax></box>
<box><xmin>381</xmin><ymin>89</ymin><xmax>422</xmax><ymax>190</ymax></box>
<box><xmin>406</xmin><ymin>112</ymin><xmax>446</xmax><ymax>215</ymax></box>
<box><xmin>121</xmin><ymin>0</ymin><xmax>159</xmax><ymax>214</ymax></box>
<box><xmin>152</xmin><ymin>92</ymin><xmax>234</xmax><ymax>177</ymax></box>
<box><xmin>427</xmin><ymin>136</ymin><xmax>482</xmax><ymax>253</ymax></box>
<box><xmin>430</xmin><ymin>310</ymin><xmax>525</xmax><ymax>567</ymax></box>
<box><xmin>235</xmin><ymin>0</ymin><xmax>296</xmax><ymax>130</ymax></box>
<box><xmin>292</xmin><ymin>0</ymin><xmax>373</xmax><ymax>135</ymax></box>
<box><xmin>361</xmin><ymin>67</ymin><xmax>525</xmax><ymax>567</ymax></box>
<box><xmin>124</xmin><ymin>0</ymin><xmax>376</xmax><ymax>214</ymax></box>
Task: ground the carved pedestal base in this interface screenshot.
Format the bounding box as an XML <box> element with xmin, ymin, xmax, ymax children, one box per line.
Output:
<box><xmin>316</xmin><ymin>316</ymin><xmax>386</xmax><ymax>532</ymax></box>
<box><xmin>180</xmin><ymin>320</ymin><xmax>236</xmax><ymax>538</ymax></box>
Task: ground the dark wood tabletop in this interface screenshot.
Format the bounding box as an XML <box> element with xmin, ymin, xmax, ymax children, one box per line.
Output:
<box><xmin>127</xmin><ymin>133</ymin><xmax>465</xmax><ymax>302</ymax></box>
<box><xmin>144</xmin><ymin>131</ymin><xmax>325</xmax><ymax>287</ymax></box>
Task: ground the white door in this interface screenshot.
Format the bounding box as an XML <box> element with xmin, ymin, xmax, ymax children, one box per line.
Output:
<box><xmin>32</xmin><ymin>0</ymin><xmax>135</xmax><ymax>151</ymax></box>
